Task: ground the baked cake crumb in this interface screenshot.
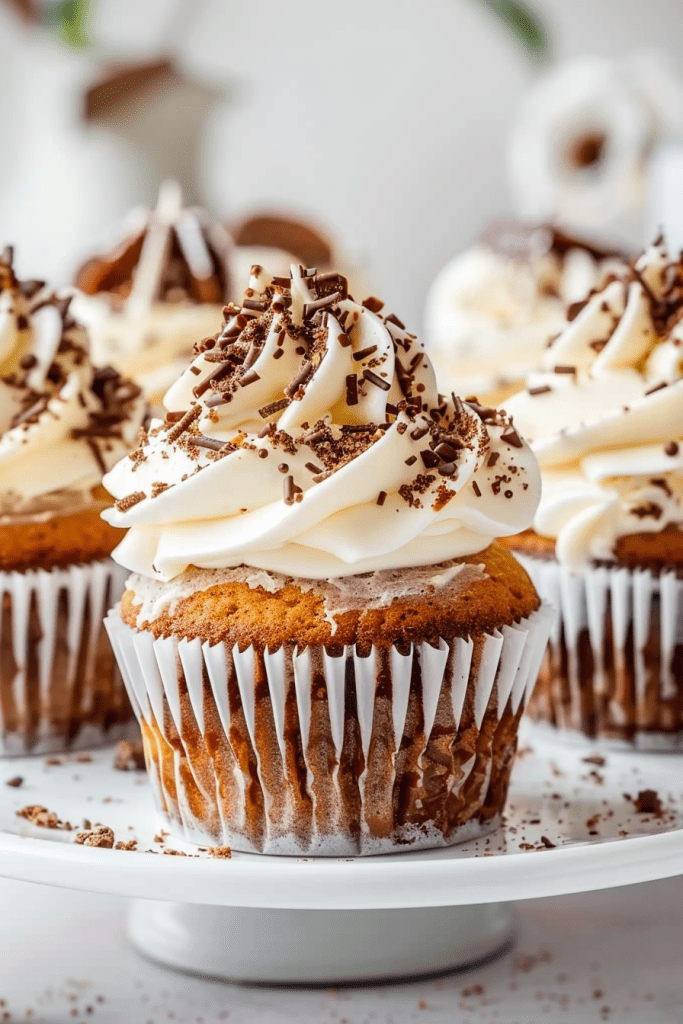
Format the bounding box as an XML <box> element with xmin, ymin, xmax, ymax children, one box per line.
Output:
<box><xmin>75</xmin><ymin>826</ymin><xmax>115</xmax><ymax>848</ymax></box>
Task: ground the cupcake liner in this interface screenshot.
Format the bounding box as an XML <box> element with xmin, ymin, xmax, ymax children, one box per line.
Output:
<box><xmin>105</xmin><ymin>600</ymin><xmax>554</xmax><ymax>856</ymax></box>
<box><xmin>517</xmin><ymin>554</ymin><xmax>683</xmax><ymax>749</ymax></box>
<box><xmin>0</xmin><ymin>560</ymin><xmax>135</xmax><ymax>756</ymax></box>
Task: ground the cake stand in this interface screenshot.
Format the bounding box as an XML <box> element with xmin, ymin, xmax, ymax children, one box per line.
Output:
<box><xmin>1</xmin><ymin>723</ymin><xmax>682</xmax><ymax>985</ymax></box>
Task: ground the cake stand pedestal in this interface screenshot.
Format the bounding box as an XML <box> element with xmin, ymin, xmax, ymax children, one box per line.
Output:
<box><xmin>128</xmin><ymin>901</ymin><xmax>513</xmax><ymax>984</ymax></box>
<box><xmin>2</xmin><ymin>725</ymin><xmax>683</xmax><ymax>985</ymax></box>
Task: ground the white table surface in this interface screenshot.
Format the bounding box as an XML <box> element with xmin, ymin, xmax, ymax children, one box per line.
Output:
<box><xmin>0</xmin><ymin>875</ymin><xmax>682</xmax><ymax>1023</ymax></box>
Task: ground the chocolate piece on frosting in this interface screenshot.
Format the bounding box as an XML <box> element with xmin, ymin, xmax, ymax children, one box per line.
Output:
<box><xmin>75</xmin><ymin>182</ymin><xmax>231</xmax><ymax>305</ymax></box>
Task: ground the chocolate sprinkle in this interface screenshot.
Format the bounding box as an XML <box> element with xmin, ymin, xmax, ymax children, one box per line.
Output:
<box><xmin>284</xmin><ymin>475</ymin><xmax>295</xmax><ymax>505</ymax></box>
<box><xmin>345</xmin><ymin>373</ymin><xmax>359</xmax><ymax>406</ymax></box>
<box><xmin>528</xmin><ymin>385</ymin><xmax>552</xmax><ymax>396</ymax></box>
<box><xmin>352</xmin><ymin>345</ymin><xmax>378</xmax><ymax>362</ymax></box>
<box><xmin>376</xmin><ymin>490</ymin><xmax>387</xmax><ymax>505</ymax></box>
<box><xmin>115</xmin><ymin>490</ymin><xmax>146</xmax><ymax>512</ymax></box>
<box><xmin>472</xmin><ymin>481</ymin><xmax>482</xmax><ymax>497</ymax></box>
<box><xmin>554</xmin><ymin>365</ymin><xmax>577</xmax><ymax>375</ymax></box>
<box><xmin>166</xmin><ymin>405</ymin><xmax>201</xmax><ymax>442</ymax></box>
<box><xmin>259</xmin><ymin>397</ymin><xmax>290</xmax><ymax>418</ymax></box>
<box><xmin>363</xmin><ymin>368</ymin><xmax>391</xmax><ymax>392</ymax></box>
<box><xmin>187</xmin><ymin>435</ymin><xmax>226</xmax><ymax>452</ymax></box>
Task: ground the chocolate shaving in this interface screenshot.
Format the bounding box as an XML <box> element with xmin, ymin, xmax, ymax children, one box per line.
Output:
<box><xmin>528</xmin><ymin>385</ymin><xmax>552</xmax><ymax>396</ymax></box>
<box><xmin>500</xmin><ymin>427</ymin><xmax>524</xmax><ymax>448</ymax></box>
<box><xmin>11</xmin><ymin>396</ymin><xmax>48</xmax><ymax>428</ymax></box>
<box><xmin>284</xmin><ymin>475</ymin><xmax>295</xmax><ymax>505</ymax></box>
<box><xmin>554</xmin><ymin>365</ymin><xmax>576</xmax><ymax>375</ymax></box>
<box><xmin>362</xmin><ymin>296</ymin><xmax>384</xmax><ymax>313</ymax></box>
<box><xmin>362</xmin><ymin>369</ymin><xmax>391</xmax><ymax>392</ymax></box>
<box><xmin>420</xmin><ymin>449</ymin><xmax>440</xmax><ymax>468</ymax></box>
<box><xmin>644</xmin><ymin>381</ymin><xmax>667</xmax><ymax>396</ymax></box>
<box><xmin>303</xmin><ymin>291</ymin><xmax>341</xmax><ymax>317</ymax></box>
<box><xmin>86</xmin><ymin>438</ymin><xmax>107</xmax><ymax>475</ymax></box>
<box><xmin>239</xmin><ymin>369</ymin><xmax>261</xmax><ymax>387</ymax></box>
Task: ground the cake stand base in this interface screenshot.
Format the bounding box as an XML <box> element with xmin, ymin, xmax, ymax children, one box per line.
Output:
<box><xmin>128</xmin><ymin>901</ymin><xmax>514</xmax><ymax>985</ymax></box>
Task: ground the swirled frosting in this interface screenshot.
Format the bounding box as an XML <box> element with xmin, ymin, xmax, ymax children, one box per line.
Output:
<box><xmin>425</xmin><ymin>222</ymin><xmax>625</xmax><ymax>399</ymax></box>
<box><xmin>0</xmin><ymin>248</ymin><xmax>148</xmax><ymax>517</ymax></box>
<box><xmin>505</xmin><ymin>236</ymin><xmax>683</xmax><ymax>568</ymax></box>
<box><xmin>103</xmin><ymin>265</ymin><xmax>541</xmax><ymax>581</ymax></box>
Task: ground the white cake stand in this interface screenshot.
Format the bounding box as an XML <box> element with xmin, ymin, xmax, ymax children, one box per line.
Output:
<box><xmin>1</xmin><ymin>724</ymin><xmax>682</xmax><ymax>984</ymax></box>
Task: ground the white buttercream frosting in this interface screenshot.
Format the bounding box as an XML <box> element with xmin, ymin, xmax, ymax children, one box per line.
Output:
<box><xmin>425</xmin><ymin>223</ymin><xmax>625</xmax><ymax>397</ymax></box>
<box><xmin>0</xmin><ymin>249</ymin><xmax>147</xmax><ymax>517</ymax></box>
<box><xmin>505</xmin><ymin>236</ymin><xmax>683</xmax><ymax>569</ymax></box>
<box><xmin>103</xmin><ymin>264</ymin><xmax>541</xmax><ymax>581</ymax></box>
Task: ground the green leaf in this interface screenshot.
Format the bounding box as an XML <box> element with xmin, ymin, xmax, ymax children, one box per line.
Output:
<box><xmin>476</xmin><ymin>0</ymin><xmax>550</xmax><ymax>65</ymax></box>
<box><xmin>42</xmin><ymin>0</ymin><xmax>90</xmax><ymax>49</ymax></box>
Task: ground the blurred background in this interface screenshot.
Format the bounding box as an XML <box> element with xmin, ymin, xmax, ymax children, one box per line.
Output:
<box><xmin>2</xmin><ymin>0</ymin><xmax>683</xmax><ymax>328</ymax></box>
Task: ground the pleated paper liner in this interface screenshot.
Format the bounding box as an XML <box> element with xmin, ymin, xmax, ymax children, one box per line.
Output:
<box><xmin>105</xmin><ymin>601</ymin><xmax>554</xmax><ymax>856</ymax></box>
<box><xmin>0</xmin><ymin>560</ymin><xmax>135</xmax><ymax>756</ymax></box>
<box><xmin>518</xmin><ymin>554</ymin><xmax>683</xmax><ymax>750</ymax></box>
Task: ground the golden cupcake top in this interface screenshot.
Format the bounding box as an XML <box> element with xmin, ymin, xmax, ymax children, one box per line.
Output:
<box><xmin>103</xmin><ymin>263</ymin><xmax>541</xmax><ymax>580</ymax></box>
<box><xmin>0</xmin><ymin>248</ymin><xmax>147</xmax><ymax>517</ymax></box>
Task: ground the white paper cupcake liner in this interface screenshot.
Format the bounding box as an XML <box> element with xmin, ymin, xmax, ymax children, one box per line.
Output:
<box><xmin>105</xmin><ymin>600</ymin><xmax>554</xmax><ymax>856</ymax></box>
<box><xmin>517</xmin><ymin>554</ymin><xmax>683</xmax><ymax>750</ymax></box>
<box><xmin>0</xmin><ymin>560</ymin><xmax>135</xmax><ymax>756</ymax></box>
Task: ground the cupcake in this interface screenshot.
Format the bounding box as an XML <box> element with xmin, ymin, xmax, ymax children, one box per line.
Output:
<box><xmin>425</xmin><ymin>221</ymin><xmax>626</xmax><ymax>405</ymax></box>
<box><xmin>0</xmin><ymin>248</ymin><xmax>147</xmax><ymax>754</ymax></box>
<box><xmin>102</xmin><ymin>265</ymin><xmax>552</xmax><ymax>856</ymax></box>
<box><xmin>72</xmin><ymin>181</ymin><xmax>232</xmax><ymax>409</ymax></box>
<box><xmin>504</xmin><ymin>235</ymin><xmax>683</xmax><ymax>748</ymax></box>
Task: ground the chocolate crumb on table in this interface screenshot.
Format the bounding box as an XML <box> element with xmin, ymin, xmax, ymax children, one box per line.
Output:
<box><xmin>633</xmin><ymin>789</ymin><xmax>664</xmax><ymax>815</ymax></box>
<box><xmin>4</xmin><ymin>776</ymin><xmax>22</xmax><ymax>788</ymax></box>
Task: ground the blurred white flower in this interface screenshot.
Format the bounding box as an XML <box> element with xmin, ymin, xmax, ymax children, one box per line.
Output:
<box><xmin>508</xmin><ymin>53</ymin><xmax>683</xmax><ymax>231</ymax></box>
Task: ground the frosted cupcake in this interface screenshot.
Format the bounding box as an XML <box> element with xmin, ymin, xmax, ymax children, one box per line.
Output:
<box><xmin>72</xmin><ymin>182</ymin><xmax>232</xmax><ymax>408</ymax></box>
<box><xmin>0</xmin><ymin>248</ymin><xmax>147</xmax><ymax>754</ymax></box>
<box><xmin>425</xmin><ymin>221</ymin><xmax>625</xmax><ymax>405</ymax></box>
<box><xmin>103</xmin><ymin>265</ymin><xmax>552</xmax><ymax>855</ymax></box>
<box><xmin>504</xmin><ymin>236</ymin><xmax>683</xmax><ymax>747</ymax></box>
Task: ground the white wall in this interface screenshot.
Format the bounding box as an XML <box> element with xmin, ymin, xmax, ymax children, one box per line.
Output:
<box><xmin>2</xmin><ymin>0</ymin><xmax>683</xmax><ymax>330</ymax></box>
